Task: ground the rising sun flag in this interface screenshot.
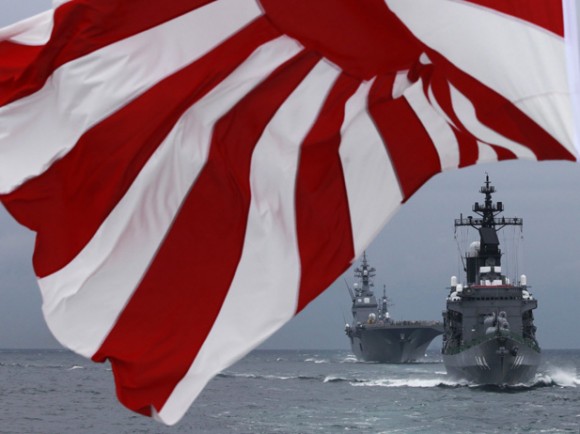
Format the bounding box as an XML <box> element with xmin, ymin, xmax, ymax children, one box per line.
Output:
<box><xmin>1</xmin><ymin>0</ymin><xmax>579</xmax><ymax>425</ymax></box>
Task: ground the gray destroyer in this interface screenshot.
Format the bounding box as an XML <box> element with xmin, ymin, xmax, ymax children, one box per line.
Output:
<box><xmin>345</xmin><ymin>253</ymin><xmax>443</xmax><ymax>363</ymax></box>
<box><xmin>442</xmin><ymin>175</ymin><xmax>540</xmax><ymax>384</ymax></box>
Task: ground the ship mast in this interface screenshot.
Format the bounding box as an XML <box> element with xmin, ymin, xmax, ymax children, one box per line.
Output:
<box><xmin>380</xmin><ymin>285</ymin><xmax>391</xmax><ymax>321</ymax></box>
<box><xmin>353</xmin><ymin>251</ymin><xmax>375</xmax><ymax>297</ymax></box>
<box><xmin>454</xmin><ymin>174</ymin><xmax>522</xmax><ymax>285</ymax></box>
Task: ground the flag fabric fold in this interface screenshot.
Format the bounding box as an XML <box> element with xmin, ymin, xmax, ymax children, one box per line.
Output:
<box><xmin>0</xmin><ymin>0</ymin><xmax>578</xmax><ymax>425</ymax></box>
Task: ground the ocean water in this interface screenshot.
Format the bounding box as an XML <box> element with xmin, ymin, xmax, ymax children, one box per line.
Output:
<box><xmin>0</xmin><ymin>349</ymin><xmax>578</xmax><ymax>434</ymax></box>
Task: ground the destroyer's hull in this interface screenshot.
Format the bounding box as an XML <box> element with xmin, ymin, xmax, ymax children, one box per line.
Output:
<box><xmin>443</xmin><ymin>336</ymin><xmax>540</xmax><ymax>384</ymax></box>
<box><xmin>349</xmin><ymin>325</ymin><xmax>443</xmax><ymax>363</ymax></box>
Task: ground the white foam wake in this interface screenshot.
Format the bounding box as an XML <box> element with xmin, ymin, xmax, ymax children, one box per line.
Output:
<box><xmin>535</xmin><ymin>367</ymin><xmax>580</xmax><ymax>387</ymax></box>
<box><xmin>352</xmin><ymin>377</ymin><xmax>468</xmax><ymax>388</ymax></box>
<box><xmin>304</xmin><ymin>357</ymin><xmax>330</xmax><ymax>364</ymax></box>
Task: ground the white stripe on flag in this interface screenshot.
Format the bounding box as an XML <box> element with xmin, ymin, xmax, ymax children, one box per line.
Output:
<box><xmin>155</xmin><ymin>59</ymin><xmax>341</xmax><ymax>425</ymax></box>
<box><xmin>38</xmin><ymin>36</ymin><xmax>303</xmax><ymax>357</ymax></box>
<box><xmin>339</xmin><ymin>80</ymin><xmax>403</xmax><ymax>259</ymax></box>
<box><xmin>563</xmin><ymin>0</ymin><xmax>580</xmax><ymax>156</ymax></box>
<box><xmin>0</xmin><ymin>10</ymin><xmax>54</xmax><ymax>44</ymax></box>
<box><xmin>392</xmin><ymin>70</ymin><xmax>412</xmax><ymax>99</ymax></box>
<box><xmin>476</xmin><ymin>142</ymin><xmax>498</xmax><ymax>164</ymax></box>
<box><xmin>404</xmin><ymin>79</ymin><xmax>460</xmax><ymax>171</ymax></box>
<box><xmin>0</xmin><ymin>0</ymin><xmax>262</xmax><ymax>194</ymax></box>
<box><xmin>427</xmin><ymin>84</ymin><xmax>457</xmax><ymax>131</ymax></box>
<box><xmin>386</xmin><ymin>0</ymin><xmax>576</xmax><ymax>156</ymax></box>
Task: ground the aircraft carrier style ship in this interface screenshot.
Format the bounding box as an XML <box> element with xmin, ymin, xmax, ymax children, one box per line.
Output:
<box><xmin>442</xmin><ymin>175</ymin><xmax>540</xmax><ymax>384</ymax></box>
<box><xmin>345</xmin><ymin>253</ymin><xmax>443</xmax><ymax>363</ymax></box>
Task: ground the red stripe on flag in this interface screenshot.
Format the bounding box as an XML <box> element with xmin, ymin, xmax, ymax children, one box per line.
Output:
<box><xmin>427</xmin><ymin>50</ymin><xmax>576</xmax><ymax>162</ymax></box>
<box><xmin>0</xmin><ymin>0</ymin><xmax>218</xmax><ymax>107</ymax></box>
<box><xmin>91</xmin><ymin>51</ymin><xmax>321</xmax><ymax>416</ymax></box>
<box><xmin>0</xmin><ymin>43</ymin><xmax>43</xmax><ymax>91</ymax></box>
<box><xmin>465</xmin><ymin>0</ymin><xmax>564</xmax><ymax>36</ymax></box>
<box><xmin>368</xmin><ymin>75</ymin><xmax>442</xmax><ymax>201</ymax></box>
<box><xmin>420</xmin><ymin>63</ymin><xmax>480</xmax><ymax>167</ymax></box>
<box><xmin>1</xmin><ymin>17</ymin><xmax>281</xmax><ymax>278</ymax></box>
<box><xmin>260</xmin><ymin>0</ymin><xmax>421</xmax><ymax>79</ymax></box>
<box><xmin>455</xmin><ymin>130</ymin><xmax>480</xmax><ymax>168</ymax></box>
<box><xmin>490</xmin><ymin>145</ymin><xmax>517</xmax><ymax>161</ymax></box>
<box><xmin>295</xmin><ymin>73</ymin><xmax>360</xmax><ymax>312</ymax></box>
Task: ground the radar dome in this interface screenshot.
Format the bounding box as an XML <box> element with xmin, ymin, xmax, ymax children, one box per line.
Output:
<box><xmin>468</xmin><ymin>241</ymin><xmax>480</xmax><ymax>256</ymax></box>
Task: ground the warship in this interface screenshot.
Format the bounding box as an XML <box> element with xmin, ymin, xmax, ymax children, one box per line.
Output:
<box><xmin>442</xmin><ymin>175</ymin><xmax>540</xmax><ymax>384</ymax></box>
<box><xmin>344</xmin><ymin>253</ymin><xmax>443</xmax><ymax>363</ymax></box>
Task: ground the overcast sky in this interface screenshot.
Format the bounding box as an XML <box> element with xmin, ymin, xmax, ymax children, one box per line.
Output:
<box><xmin>0</xmin><ymin>2</ymin><xmax>579</xmax><ymax>352</ymax></box>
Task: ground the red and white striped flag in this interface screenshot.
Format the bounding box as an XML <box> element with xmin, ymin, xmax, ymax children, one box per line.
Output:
<box><xmin>1</xmin><ymin>0</ymin><xmax>579</xmax><ymax>425</ymax></box>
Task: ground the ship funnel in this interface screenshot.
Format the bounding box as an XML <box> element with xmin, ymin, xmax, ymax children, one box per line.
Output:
<box><xmin>451</xmin><ymin>276</ymin><xmax>457</xmax><ymax>287</ymax></box>
<box><xmin>520</xmin><ymin>274</ymin><xmax>527</xmax><ymax>286</ymax></box>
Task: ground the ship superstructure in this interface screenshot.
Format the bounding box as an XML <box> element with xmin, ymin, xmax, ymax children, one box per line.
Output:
<box><xmin>442</xmin><ymin>175</ymin><xmax>540</xmax><ymax>384</ymax></box>
<box><xmin>345</xmin><ymin>253</ymin><xmax>442</xmax><ymax>363</ymax></box>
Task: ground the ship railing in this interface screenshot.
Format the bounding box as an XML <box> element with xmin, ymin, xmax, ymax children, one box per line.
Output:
<box><xmin>454</xmin><ymin>217</ymin><xmax>523</xmax><ymax>227</ymax></box>
<box><xmin>499</xmin><ymin>330</ymin><xmax>541</xmax><ymax>352</ymax></box>
<box><xmin>361</xmin><ymin>320</ymin><xmax>442</xmax><ymax>329</ymax></box>
<box><xmin>388</xmin><ymin>320</ymin><xmax>442</xmax><ymax>326</ymax></box>
<box><xmin>444</xmin><ymin>336</ymin><xmax>489</xmax><ymax>355</ymax></box>
<box><xmin>445</xmin><ymin>331</ymin><xmax>540</xmax><ymax>354</ymax></box>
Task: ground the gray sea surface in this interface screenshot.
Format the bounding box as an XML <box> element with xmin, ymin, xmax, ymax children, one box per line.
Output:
<box><xmin>0</xmin><ymin>349</ymin><xmax>578</xmax><ymax>433</ymax></box>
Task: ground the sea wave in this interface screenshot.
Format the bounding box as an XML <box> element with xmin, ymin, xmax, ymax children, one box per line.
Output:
<box><xmin>534</xmin><ymin>367</ymin><xmax>579</xmax><ymax>388</ymax></box>
<box><xmin>462</xmin><ymin>369</ymin><xmax>579</xmax><ymax>392</ymax></box>
<box><xmin>351</xmin><ymin>377</ymin><xmax>467</xmax><ymax>388</ymax></box>
<box><xmin>322</xmin><ymin>376</ymin><xmax>364</xmax><ymax>384</ymax></box>
<box><xmin>211</xmin><ymin>364</ymin><xmax>580</xmax><ymax>393</ymax></box>
<box><xmin>304</xmin><ymin>357</ymin><xmax>329</xmax><ymax>364</ymax></box>
<box><xmin>339</xmin><ymin>355</ymin><xmax>359</xmax><ymax>364</ymax></box>
<box><xmin>66</xmin><ymin>365</ymin><xmax>84</xmax><ymax>371</ymax></box>
<box><xmin>218</xmin><ymin>372</ymin><xmax>322</xmax><ymax>382</ymax></box>
<box><xmin>0</xmin><ymin>362</ymin><xmax>66</xmax><ymax>369</ymax></box>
